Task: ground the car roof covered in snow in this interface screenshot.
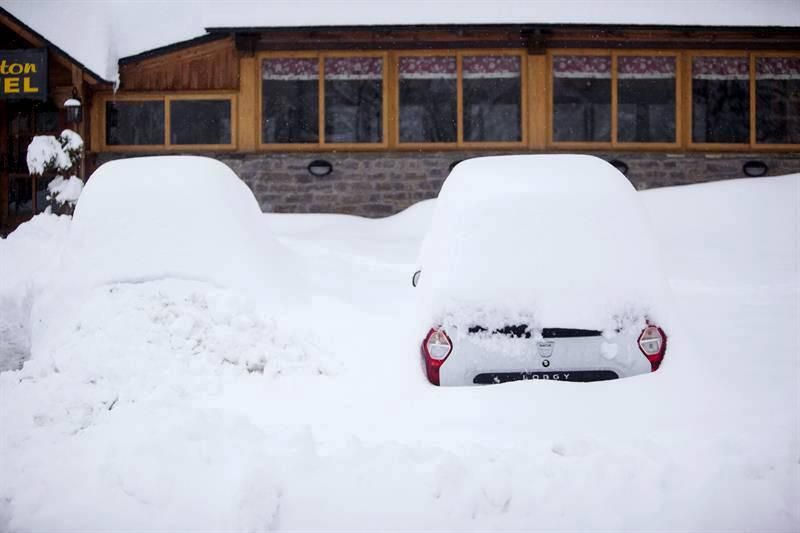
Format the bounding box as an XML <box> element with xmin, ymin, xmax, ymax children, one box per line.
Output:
<box><xmin>415</xmin><ymin>154</ymin><xmax>670</xmax><ymax>331</ymax></box>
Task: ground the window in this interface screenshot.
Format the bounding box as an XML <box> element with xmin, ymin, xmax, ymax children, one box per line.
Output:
<box><xmin>756</xmin><ymin>56</ymin><xmax>800</xmax><ymax>144</ymax></box>
<box><xmin>106</xmin><ymin>100</ymin><xmax>165</xmax><ymax>145</ymax></box>
<box><xmin>170</xmin><ymin>99</ymin><xmax>231</xmax><ymax>145</ymax></box>
<box><xmin>8</xmin><ymin>177</ymin><xmax>32</xmax><ymax>217</ymax></box>
<box><xmin>463</xmin><ymin>55</ymin><xmax>521</xmax><ymax>142</ymax></box>
<box><xmin>692</xmin><ymin>56</ymin><xmax>750</xmax><ymax>144</ymax></box>
<box><xmin>552</xmin><ymin>55</ymin><xmax>612</xmax><ymax>142</ymax></box>
<box><xmin>324</xmin><ymin>56</ymin><xmax>383</xmax><ymax>143</ymax></box>
<box><xmin>398</xmin><ymin>56</ymin><xmax>457</xmax><ymax>143</ymax></box>
<box><xmin>262</xmin><ymin>58</ymin><xmax>319</xmax><ymax>144</ymax></box>
<box><xmin>617</xmin><ymin>56</ymin><xmax>676</xmax><ymax>143</ymax></box>
<box><xmin>35</xmin><ymin>176</ymin><xmax>50</xmax><ymax>214</ymax></box>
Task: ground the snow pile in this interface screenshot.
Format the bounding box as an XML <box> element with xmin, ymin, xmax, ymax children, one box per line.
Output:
<box><xmin>60</xmin><ymin>156</ymin><xmax>301</xmax><ymax>307</ymax></box>
<box><xmin>416</xmin><ymin>155</ymin><xmax>669</xmax><ymax>331</ymax></box>
<box><xmin>46</xmin><ymin>175</ymin><xmax>84</xmax><ymax>205</ymax></box>
<box><xmin>642</xmin><ymin>175</ymin><xmax>800</xmax><ymax>290</ymax></box>
<box><xmin>26</xmin><ymin>135</ymin><xmax>70</xmax><ymax>176</ymax></box>
<box><xmin>0</xmin><ymin>214</ymin><xmax>71</xmax><ymax>372</ymax></box>
<box><xmin>1</xmin><ymin>173</ymin><xmax>798</xmax><ymax>531</ymax></box>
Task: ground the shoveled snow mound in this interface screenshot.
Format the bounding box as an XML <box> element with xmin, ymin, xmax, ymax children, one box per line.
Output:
<box><xmin>642</xmin><ymin>174</ymin><xmax>800</xmax><ymax>289</ymax></box>
<box><xmin>0</xmin><ymin>214</ymin><xmax>71</xmax><ymax>372</ymax></box>
<box><xmin>61</xmin><ymin>156</ymin><xmax>299</xmax><ymax>306</ymax></box>
<box><xmin>416</xmin><ymin>154</ymin><xmax>669</xmax><ymax>331</ymax></box>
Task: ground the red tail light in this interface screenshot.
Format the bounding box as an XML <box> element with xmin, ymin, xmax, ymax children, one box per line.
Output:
<box><xmin>421</xmin><ymin>327</ymin><xmax>452</xmax><ymax>385</ymax></box>
<box><xmin>638</xmin><ymin>324</ymin><xmax>667</xmax><ymax>371</ymax></box>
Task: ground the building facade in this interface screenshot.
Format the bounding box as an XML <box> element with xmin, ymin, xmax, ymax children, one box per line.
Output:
<box><xmin>2</xmin><ymin>7</ymin><xmax>800</xmax><ymax>230</ymax></box>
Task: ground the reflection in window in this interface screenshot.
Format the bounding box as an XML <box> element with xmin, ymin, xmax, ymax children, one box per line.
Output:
<box><xmin>106</xmin><ymin>101</ymin><xmax>165</xmax><ymax>145</ymax></box>
<box><xmin>692</xmin><ymin>56</ymin><xmax>749</xmax><ymax>143</ymax></box>
<box><xmin>35</xmin><ymin>176</ymin><xmax>50</xmax><ymax>214</ymax></box>
<box><xmin>262</xmin><ymin>58</ymin><xmax>319</xmax><ymax>143</ymax></box>
<box><xmin>324</xmin><ymin>57</ymin><xmax>383</xmax><ymax>143</ymax></box>
<box><xmin>399</xmin><ymin>56</ymin><xmax>457</xmax><ymax>143</ymax></box>
<box><xmin>756</xmin><ymin>57</ymin><xmax>800</xmax><ymax>144</ymax></box>
<box><xmin>618</xmin><ymin>56</ymin><xmax>676</xmax><ymax>143</ymax></box>
<box><xmin>170</xmin><ymin>100</ymin><xmax>231</xmax><ymax>145</ymax></box>
<box><xmin>8</xmin><ymin>177</ymin><xmax>33</xmax><ymax>217</ymax></box>
<box><xmin>552</xmin><ymin>56</ymin><xmax>611</xmax><ymax>142</ymax></box>
<box><xmin>463</xmin><ymin>56</ymin><xmax>521</xmax><ymax>142</ymax></box>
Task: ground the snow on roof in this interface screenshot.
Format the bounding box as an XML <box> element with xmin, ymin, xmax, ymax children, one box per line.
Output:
<box><xmin>4</xmin><ymin>0</ymin><xmax>800</xmax><ymax>83</ymax></box>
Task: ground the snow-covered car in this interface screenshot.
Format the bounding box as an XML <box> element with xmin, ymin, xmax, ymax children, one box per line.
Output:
<box><xmin>412</xmin><ymin>155</ymin><xmax>669</xmax><ymax>386</ymax></box>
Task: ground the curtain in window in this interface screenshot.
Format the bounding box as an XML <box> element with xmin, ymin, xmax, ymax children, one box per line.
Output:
<box><xmin>692</xmin><ymin>57</ymin><xmax>749</xmax><ymax>80</ymax></box>
<box><xmin>552</xmin><ymin>56</ymin><xmax>611</xmax><ymax>79</ymax></box>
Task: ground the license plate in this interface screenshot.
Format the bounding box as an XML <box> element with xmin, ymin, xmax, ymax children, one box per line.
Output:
<box><xmin>473</xmin><ymin>371</ymin><xmax>618</xmax><ymax>384</ymax></box>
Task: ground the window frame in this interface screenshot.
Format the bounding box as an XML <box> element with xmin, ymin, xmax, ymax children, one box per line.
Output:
<box><xmin>96</xmin><ymin>92</ymin><xmax>238</xmax><ymax>152</ymax></box>
<box><xmin>258</xmin><ymin>50</ymin><xmax>389</xmax><ymax>151</ymax></box>
<box><xmin>547</xmin><ymin>49</ymin><xmax>682</xmax><ymax>150</ymax></box>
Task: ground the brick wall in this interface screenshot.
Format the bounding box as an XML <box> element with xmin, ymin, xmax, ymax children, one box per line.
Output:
<box><xmin>95</xmin><ymin>151</ymin><xmax>800</xmax><ymax>217</ymax></box>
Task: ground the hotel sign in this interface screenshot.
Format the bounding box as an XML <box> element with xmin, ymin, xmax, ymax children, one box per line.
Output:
<box><xmin>0</xmin><ymin>49</ymin><xmax>47</xmax><ymax>101</ymax></box>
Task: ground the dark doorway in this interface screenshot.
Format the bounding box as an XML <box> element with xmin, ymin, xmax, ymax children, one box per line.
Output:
<box><xmin>1</xmin><ymin>99</ymin><xmax>63</xmax><ymax>233</ymax></box>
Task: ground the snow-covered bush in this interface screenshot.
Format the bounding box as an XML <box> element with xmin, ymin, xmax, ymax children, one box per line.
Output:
<box><xmin>26</xmin><ymin>129</ymin><xmax>84</xmax><ymax>215</ymax></box>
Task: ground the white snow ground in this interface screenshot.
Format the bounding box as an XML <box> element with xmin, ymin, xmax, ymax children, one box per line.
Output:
<box><xmin>0</xmin><ymin>174</ymin><xmax>798</xmax><ymax>531</ymax></box>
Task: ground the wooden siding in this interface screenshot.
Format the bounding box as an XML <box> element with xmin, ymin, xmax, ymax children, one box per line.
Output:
<box><xmin>119</xmin><ymin>36</ymin><xmax>239</xmax><ymax>91</ymax></box>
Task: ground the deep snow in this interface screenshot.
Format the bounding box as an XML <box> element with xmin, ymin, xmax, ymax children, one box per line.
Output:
<box><xmin>0</xmin><ymin>173</ymin><xmax>798</xmax><ymax>531</ymax></box>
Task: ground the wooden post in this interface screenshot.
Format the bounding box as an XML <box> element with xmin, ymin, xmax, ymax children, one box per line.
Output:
<box><xmin>238</xmin><ymin>55</ymin><xmax>258</xmax><ymax>151</ymax></box>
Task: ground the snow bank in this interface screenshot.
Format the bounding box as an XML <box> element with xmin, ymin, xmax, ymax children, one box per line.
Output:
<box><xmin>0</xmin><ymin>214</ymin><xmax>71</xmax><ymax>372</ymax></box>
<box><xmin>416</xmin><ymin>155</ymin><xmax>669</xmax><ymax>331</ymax></box>
<box><xmin>642</xmin><ymin>174</ymin><xmax>800</xmax><ymax>290</ymax></box>
<box><xmin>60</xmin><ymin>156</ymin><xmax>299</xmax><ymax>307</ymax></box>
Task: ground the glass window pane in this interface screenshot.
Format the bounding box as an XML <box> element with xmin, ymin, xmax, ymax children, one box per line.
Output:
<box><xmin>170</xmin><ymin>99</ymin><xmax>231</xmax><ymax>145</ymax></box>
<box><xmin>35</xmin><ymin>176</ymin><xmax>50</xmax><ymax>214</ymax></box>
<box><xmin>399</xmin><ymin>56</ymin><xmax>457</xmax><ymax>143</ymax></box>
<box><xmin>324</xmin><ymin>57</ymin><xmax>383</xmax><ymax>143</ymax></box>
<box><xmin>8</xmin><ymin>177</ymin><xmax>33</xmax><ymax>217</ymax></box>
<box><xmin>552</xmin><ymin>55</ymin><xmax>611</xmax><ymax>142</ymax></box>
<box><xmin>756</xmin><ymin>57</ymin><xmax>800</xmax><ymax>144</ymax></box>
<box><xmin>692</xmin><ymin>56</ymin><xmax>749</xmax><ymax>143</ymax></box>
<box><xmin>463</xmin><ymin>55</ymin><xmax>521</xmax><ymax>142</ymax></box>
<box><xmin>262</xmin><ymin>58</ymin><xmax>319</xmax><ymax>144</ymax></box>
<box><xmin>617</xmin><ymin>56</ymin><xmax>676</xmax><ymax>143</ymax></box>
<box><xmin>106</xmin><ymin>101</ymin><xmax>165</xmax><ymax>146</ymax></box>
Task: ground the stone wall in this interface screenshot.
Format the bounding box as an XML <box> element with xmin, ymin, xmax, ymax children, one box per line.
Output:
<box><xmin>95</xmin><ymin>151</ymin><xmax>800</xmax><ymax>217</ymax></box>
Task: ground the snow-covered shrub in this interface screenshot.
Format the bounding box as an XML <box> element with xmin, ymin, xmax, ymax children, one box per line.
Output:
<box><xmin>26</xmin><ymin>129</ymin><xmax>84</xmax><ymax>215</ymax></box>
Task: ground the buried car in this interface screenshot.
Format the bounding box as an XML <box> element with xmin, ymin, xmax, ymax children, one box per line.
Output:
<box><xmin>412</xmin><ymin>155</ymin><xmax>669</xmax><ymax>386</ymax></box>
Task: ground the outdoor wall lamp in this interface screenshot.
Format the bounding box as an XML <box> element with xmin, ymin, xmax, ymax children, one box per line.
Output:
<box><xmin>743</xmin><ymin>160</ymin><xmax>768</xmax><ymax>177</ymax></box>
<box><xmin>64</xmin><ymin>86</ymin><xmax>82</xmax><ymax>125</ymax></box>
<box><xmin>308</xmin><ymin>159</ymin><xmax>333</xmax><ymax>177</ymax></box>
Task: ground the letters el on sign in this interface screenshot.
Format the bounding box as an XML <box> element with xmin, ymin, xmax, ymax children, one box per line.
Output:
<box><xmin>0</xmin><ymin>49</ymin><xmax>47</xmax><ymax>101</ymax></box>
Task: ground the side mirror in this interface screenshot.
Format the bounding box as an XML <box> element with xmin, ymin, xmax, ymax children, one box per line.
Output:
<box><xmin>412</xmin><ymin>270</ymin><xmax>421</xmax><ymax>288</ymax></box>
